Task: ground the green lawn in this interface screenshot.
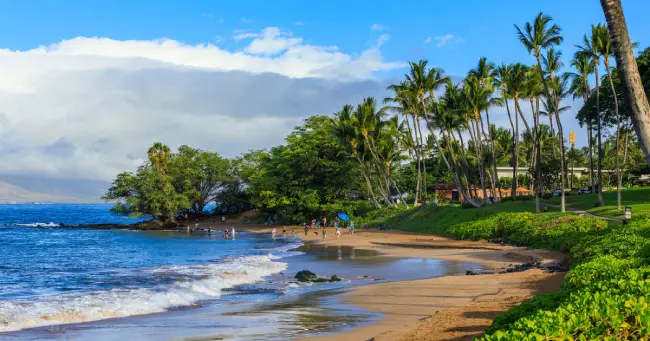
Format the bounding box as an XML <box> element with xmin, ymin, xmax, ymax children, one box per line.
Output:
<box><xmin>544</xmin><ymin>187</ymin><xmax>650</xmax><ymax>219</ymax></box>
<box><xmin>381</xmin><ymin>200</ymin><xmax>561</xmax><ymax>234</ymax></box>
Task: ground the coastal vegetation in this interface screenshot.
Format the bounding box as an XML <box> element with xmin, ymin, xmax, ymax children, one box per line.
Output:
<box><xmin>101</xmin><ymin>4</ymin><xmax>650</xmax><ymax>338</ymax></box>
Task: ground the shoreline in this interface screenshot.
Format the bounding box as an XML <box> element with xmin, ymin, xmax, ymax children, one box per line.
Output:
<box><xmin>244</xmin><ymin>225</ymin><xmax>568</xmax><ymax>341</ymax></box>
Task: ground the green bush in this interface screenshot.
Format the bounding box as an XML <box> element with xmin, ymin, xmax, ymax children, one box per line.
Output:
<box><xmin>485</xmin><ymin>291</ymin><xmax>570</xmax><ymax>334</ymax></box>
<box><xmin>570</xmin><ymin>232</ymin><xmax>650</xmax><ymax>264</ymax></box>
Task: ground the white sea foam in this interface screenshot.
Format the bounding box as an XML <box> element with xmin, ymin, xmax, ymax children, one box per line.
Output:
<box><xmin>15</xmin><ymin>222</ymin><xmax>58</xmax><ymax>227</ymax></box>
<box><xmin>0</xmin><ymin>255</ymin><xmax>286</xmax><ymax>332</ymax></box>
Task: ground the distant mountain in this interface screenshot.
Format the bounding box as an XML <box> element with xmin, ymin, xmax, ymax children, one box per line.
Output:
<box><xmin>0</xmin><ymin>175</ymin><xmax>108</xmax><ymax>203</ymax></box>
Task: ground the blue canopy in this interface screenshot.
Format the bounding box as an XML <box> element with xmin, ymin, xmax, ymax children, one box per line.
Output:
<box><xmin>337</xmin><ymin>213</ymin><xmax>350</xmax><ymax>221</ymax></box>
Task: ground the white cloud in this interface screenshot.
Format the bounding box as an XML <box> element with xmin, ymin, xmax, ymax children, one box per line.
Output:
<box><xmin>424</xmin><ymin>37</ymin><xmax>432</xmax><ymax>44</ymax></box>
<box><xmin>295</xmin><ymin>21</ymin><xmax>305</xmax><ymax>26</ymax></box>
<box><xmin>244</xmin><ymin>27</ymin><xmax>303</xmax><ymax>55</ymax></box>
<box><xmin>233</xmin><ymin>32</ymin><xmax>259</xmax><ymax>41</ymax></box>
<box><xmin>0</xmin><ymin>28</ymin><xmax>404</xmax><ymax>186</ymax></box>
<box><xmin>376</xmin><ymin>34</ymin><xmax>390</xmax><ymax>48</ymax></box>
<box><xmin>434</xmin><ymin>34</ymin><xmax>464</xmax><ymax>47</ymax></box>
<box><xmin>370</xmin><ymin>24</ymin><xmax>387</xmax><ymax>31</ymax></box>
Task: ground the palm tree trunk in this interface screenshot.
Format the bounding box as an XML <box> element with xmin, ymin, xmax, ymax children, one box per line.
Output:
<box><xmin>411</xmin><ymin>116</ymin><xmax>422</xmax><ymax>204</ymax></box>
<box><xmin>354</xmin><ymin>155</ymin><xmax>381</xmax><ymax>209</ymax></box>
<box><xmin>595</xmin><ymin>63</ymin><xmax>605</xmax><ymax>206</ymax></box>
<box><xmin>416</xmin><ymin>118</ymin><xmax>428</xmax><ymax>200</ymax></box>
<box><xmin>473</xmin><ymin>115</ymin><xmax>490</xmax><ymax>204</ymax></box>
<box><xmin>605</xmin><ymin>61</ymin><xmax>623</xmax><ymax>210</ymax></box>
<box><xmin>480</xmin><ymin>113</ymin><xmax>498</xmax><ymax>200</ymax></box>
<box><xmin>588</xmin><ymin>122</ymin><xmax>596</xmax><ymax>194</ymax></box>
<box><xmin>431</xmin><ymin>130</ymin><xmax>481</xmax><ymax>207</ymax></box>
<box><xmin>513</xmin><ymin>96</ymin><xmax>520</xmax><ymax>200</ymax></box>
<box><xmin>601</xmin><ymin>0</ymin><xmax>650</xmax><ymax>167</ymax></box>
<box><xmin>485</xmin><ymin>108</ymin><xmax>503</xmax><ymax>202</ymax></box>
<box><xmin>555</xmin><ymin>96</ymin><xmax>566</xmax><ymax>213</ymax></box>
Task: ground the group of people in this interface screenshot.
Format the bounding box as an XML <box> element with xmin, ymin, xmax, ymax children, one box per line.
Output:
<box><xmin>187</xmin><ymin>220</ymin><xmax>236</xmax><ymax>239</ymax></box>
<box><xmin>301</xmin><ymin>217</ymin><xmax>355</xmax><ymax>240</ymax></box>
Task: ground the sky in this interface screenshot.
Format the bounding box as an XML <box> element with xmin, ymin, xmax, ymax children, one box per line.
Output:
<box><xmin>0</xmin><ymin>0</ymin><xmax>647</xmax><ymax>194</ymax></box>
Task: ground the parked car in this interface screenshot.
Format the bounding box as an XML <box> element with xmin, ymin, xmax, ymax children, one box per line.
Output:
<box><xmin>577</xmin><ymin>188</ymin><xmax>591</xmax><ymax>195</ymax></box>
<box><xmin>551</xmin><ymin>189</ymin><xmax>570</xmax><ymax>197</ymax></box>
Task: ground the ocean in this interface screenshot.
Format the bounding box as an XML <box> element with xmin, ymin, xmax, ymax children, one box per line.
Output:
<box><xmin>0</xmin><ymin>204</ymin><xmax>480</xmax><ymax>340</ymax></box>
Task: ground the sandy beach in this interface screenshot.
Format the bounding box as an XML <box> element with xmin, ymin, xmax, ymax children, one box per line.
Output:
<box><xmin>235</xmin><ymin>223</ymin><xmax>567</xmax><ymax>341</ymax></box>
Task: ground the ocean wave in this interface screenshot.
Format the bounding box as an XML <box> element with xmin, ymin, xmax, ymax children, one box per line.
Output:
<box><xmin>0</xmin><ymin>255</ymin><xmax>286</xmax><ymax>332</ymax></box>
<box><xmin>14</xmin><ymin>222</ymin><xmax>58</xmax><ymax>227</ymax></box>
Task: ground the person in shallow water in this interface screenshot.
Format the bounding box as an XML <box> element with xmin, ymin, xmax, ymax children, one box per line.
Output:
<box><xmin>271</xmin><ymin>227</ymin><xmax>276</xmax><ymax>238</ymax></box>
<box><xmin>224</xmin><ymin>229</ymin><xmax>229</xmax><ymax>239</ymax></box>
<box><xmin>231</xmin><ymin>227</ymin><xmax>236</xmax><ymax>240</ymax></box>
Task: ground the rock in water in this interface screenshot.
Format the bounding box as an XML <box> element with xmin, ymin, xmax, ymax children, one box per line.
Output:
<box><xmin>295</xmin><ymin>270</ymin><xmax>317</xmax><ymax>282</ymax></box>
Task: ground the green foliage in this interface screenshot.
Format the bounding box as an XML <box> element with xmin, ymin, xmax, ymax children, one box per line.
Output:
<box><xmin>103</xmin><ymin>144</ymin><xmax>229</xmax><ymax>220</ymax></box>
<box><xmin>243</xmin><ymin>116</ymin><xmax>365</xmax><ymax>223</ymax></box>
<box><xmin>479</xmin><ymin>210</ymin><xmax>650</xmax><ymax>339</ymax></box>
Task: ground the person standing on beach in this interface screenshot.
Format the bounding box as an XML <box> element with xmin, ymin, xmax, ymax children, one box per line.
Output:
<box><xmin>322</xmin><ymin>216</ymin><xmax>327</xmax><ymax>228</ymax></box>
<box><xmin>336</xmin><ymin>225</ymin><xmax>341</xmax><ymax>239</ymax></box>
<box><xmin>282</xmin><ymin>226</ymin><xmax>287</xmax><ymax>237</ymax></box>
<box><xmin>350</xmin><ymin>221</ymin><xmax>354</xmax><ymax>235</ymax></box>
<box><xmin>292</xmin><ymin>229</ymin><xmax>296</xmax><ymax>239</ymax></box>
<box><xmin>322</xmin><ymin>227</ymin><xmax>327</xmax><ymax>240</ymax></box>
<box><xmin>304</xmin><ymin>223</ymin><xmax>309</xmax><ymax>236</ymax></box>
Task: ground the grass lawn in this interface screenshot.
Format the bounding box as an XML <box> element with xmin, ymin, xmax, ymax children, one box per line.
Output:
<box><xmin>382</xmin><ymin>200</ymin><xmax>562</xmax><ymax>234</ymax></box>
<box><xmin>544</xmin><ymin>187</ymin><xmax>650</xmax><ymax>219</ymax></box>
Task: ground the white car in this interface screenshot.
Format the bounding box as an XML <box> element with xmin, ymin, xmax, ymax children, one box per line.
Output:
<box><xmin>577</xmin><ymin>188</ymin><xmax>591</xmax><ymax>195</ymax></box>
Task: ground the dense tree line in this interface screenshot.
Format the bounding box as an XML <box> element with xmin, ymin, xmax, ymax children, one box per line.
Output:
<box><xmin>104</xmin><ymin>5</ymin><xmax>650</xmax><ymax>223</ymax></box>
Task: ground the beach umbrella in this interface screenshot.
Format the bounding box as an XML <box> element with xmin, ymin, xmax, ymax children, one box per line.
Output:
<box><xmin>337</xmin><ymin>213</ymin><xmax>350</xmax><ymax>221</ymax></box>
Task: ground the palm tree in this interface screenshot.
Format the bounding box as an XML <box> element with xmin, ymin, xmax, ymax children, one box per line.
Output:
<box><xmin>470</xmin><ymin>57</ymin><xmax>502</xmax><ymax>201</ymax></box>
<box><xmin>508</xmin><ymin>63</ymin><xmax>528</xmax><ymax>202</ymax></box>
<box><xmin>516</xmin><ymin>11</ymin><xmax>565</xmax><ymax>212</ymax></box>
<box><xmin>600</xmin><ymin>0</ymin><xmax>650</xmax><ymax>168</ymax></box>
<box><xmin>569</xmin><ymin>55</ymin><xmax>596</xmax><ymax>194</ymax></box>
<box><xmin>148</xmin><ymin>142</ymin><xmax>172</xmax><ymax>174</ymax></box>
<box><xmin>494</xmin><ymin>63</ymin><xmax>519</xmax><ymax>199</ymax></box>
<box><xmin>593</xmin><ymin>23</ymin><xmax>623</xmax><ymax>210</ymax></box>
<box><xmin>524</xmin><ymin>65</ymin><xmax>545</xmax><ymax>212</ymax></box>
<box><xmin>332</xmin><ymin>105</ymin><xmax>381</xmax><ymax>208</ymax></box>
<box><xmin>576</xmin><ymin>27</ymin><xmax>605</xmax><ymax>206</ymax></box>
<box><xmin>384</xmin><ymin>83</ymin><xmax>421</xmax><ymax>205</ymax></box>
<box><xmin>463</xmin><ymin>75</ymin><xmax>493</xmax><ymax>204</ymax></box>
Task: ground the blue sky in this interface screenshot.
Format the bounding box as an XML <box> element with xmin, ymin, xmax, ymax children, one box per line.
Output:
<box><xmin>0</xmin><ymin>0</ymin><xmax>647</xmax><ymax>186</ymax></box>
<box><xmin>0</xmin><ymin>0</ymin><xmax>648</xmax><ymax>76</ymax></box>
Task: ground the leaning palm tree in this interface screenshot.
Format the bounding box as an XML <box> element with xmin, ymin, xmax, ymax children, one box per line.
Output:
<box><xmin>600</xmin><ymin>0</ymin><xmax>650</xmax><ymax>168</ymax></box>
<box><xmin>594</xmin><ymin>23</ymin><xmax>623</xmax><ymax>210</ymax></box>
<box><xmin>576</xmin><ymin>27</ymin><xmax>605</xmax><ymax>206</ymax></box>
<box><xmin>515</xmin><ymin>11</ymin><xmax>565</xmax><ymax>212</ymax></box>
<box><xmin>569</xmin><ymin>55</ymin><xmax>596</xmax><ymax>194</ymax></box>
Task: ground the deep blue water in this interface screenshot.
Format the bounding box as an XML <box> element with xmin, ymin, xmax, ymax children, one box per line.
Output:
<box><xmin>0</xmin><ymin>204</ymin><xmax>298</xmax><ymax>334</ymax></box>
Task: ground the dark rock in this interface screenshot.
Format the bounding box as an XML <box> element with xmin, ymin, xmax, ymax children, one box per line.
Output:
<box><xmin>329</xmin><ymin>275</ymin><xmax>342</xmax><ymax>282</ymax></box>
<box><xmin>295</xmin><ymin>270</ymin><xmax>317</xmax><ymax>282</ymax></box>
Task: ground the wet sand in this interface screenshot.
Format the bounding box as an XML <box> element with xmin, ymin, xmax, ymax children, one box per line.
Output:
<box><xmin>239</xmin><ymin>224</ymin><xmax>567</xmax><ymax>341</ymax></box>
